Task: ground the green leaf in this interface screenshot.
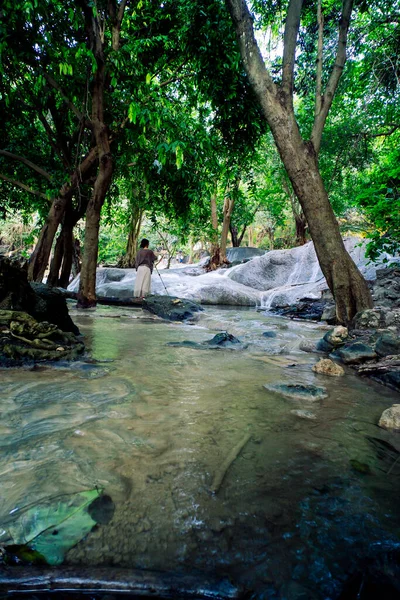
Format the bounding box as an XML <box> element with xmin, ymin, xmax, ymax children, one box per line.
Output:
<box><xmin>6</xmin><ymin>489</ymin><xmax>102</xmax><ymax>565</ymax></box>
<box><xmin>146</xmin><ymin>73</ymin><xmax>152</xmax><ymax>85</ymax></box>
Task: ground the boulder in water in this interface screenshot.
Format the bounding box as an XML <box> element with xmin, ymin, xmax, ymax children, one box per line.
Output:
<box><xmin>264</xmin><ymin>382</ymin><xmax>328</xmax><ymax>401</ymax></box>
<box><xmin>312</xmin><ymin>358</ymin><xmax>344</xmax><ymax>377</ymax></box>
<box><xmin>167</xmin><ymin>331</ymin><xmax>247</xmax><ymax>350</ymax></box>
<box><xmin>142</xmin><ymin>295</ymin><xmax>203</xmax><ymax>321</ymax></box>
<box><xmin>0</xmin><ymin>255</ymin><xmax>79</xmax><ymax>334</ymax></box>
<box><xmin>378</xmin><ymin>404</ymin><xmax>400</xmax><ymax>431</ymax></box>
<box><xmin>262</xmin><ymin>330</ymin><xmax>277</xmax><ymax>338</ymax></box>
<box><xmin>375</xmin><ymin>333</ymin><xmax>400</xmax><ymax>357</ymax></box>
<box><xmin>317</xmin><ymin>326</ymin><xmax>348</xmax><ymax>352</ymax></box>
<box><xmin>0</xmin><ymin>310</ymin><xmax>84</xmax><ymax>366</ymax></box>
<box><xmin>334</xmin><ymin>342</ymin><xmax>377</xmax><ymax>365</ymax></box>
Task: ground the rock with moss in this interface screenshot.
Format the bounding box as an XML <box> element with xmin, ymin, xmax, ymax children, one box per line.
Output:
<box><xmin>0</xmin><ymin>310</ymin><xmax>84</xmax><ymax>366</ymax></box>
<box><xmin>0</xmin><ymin>255</ymin><xmax>78</xmax><ymax>334</ymax></box>
<box><xmin>378</xmin><ymin>404</ymin><xmax>400</xmax><ymax>431</ymax></box>
<box><xmin>312</xmin><ymin>358</ymin><xmax>344</xmax><ymax>377</ymax></box>
<box><xmin>142</xmin><ymin>295</ymin><xmax>203</xmax><ymax>321</ymax></box>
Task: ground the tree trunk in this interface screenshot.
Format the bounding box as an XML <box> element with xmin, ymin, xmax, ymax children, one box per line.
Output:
<box><xmin>120</xmin><ymin>205</ymin><xmax>144</xmax><ymax>268</ymax></box>
<box><xmin>274</xmin><ymin>113</ymin><xmax>372</xmax><ymax>323</ymax></box>
<box><xmin>28</xmin><ymin>148</ymin><xmax>97</xmax><ymax>282</ymax></box>
<box><xmin>47</xmin><ymin>228</ymin><xmax>66</xmax><ymax>287</ymax></box>
<box><xmin>247</xmin><ymin>226</ymin><xmax>254</xmax><ymax>247</ymax></box>
<box><xmin>209</xmin><ymin>193</ymin><xmax>221</xmax><ymax>270</ymax></box>
<box><xmin>266</xmin><ymin>227</ymin><xmax>274</xmax><ymax>250</ymax></box>
<box><xmin>230</xmin><ymin>224</ymin><xmax>239</xmax><ymax>247</ymax></box>
<box><xmin>226</xmin><ymin>0</ymin><xmax>372</xmax><ymax>324</ymax></box>
<box><xmin>77</xmin><ymin>55</ymin><xmax>113</xmax><ymax>307</ymax></box>
<box><xmin>28</xmin><ymin>195</ymin><xmax>69</xmax><ymax>282</ymax></box>
<box><xmin>77</xmin><ymin>155</ymin><xmax>112</xmax><ymax>307</ymax></box>
<box><xmin>295</xmin><ymin>213</ymin><xmax>307</xmax><ymax>246</ymax></box>
<box><xmin>72</xmin><ymin>237</ymin><xmax>82</xmax><ymax>278</ymax></box>
<box><xmin>58</xmin><ymin>226</ymin><xmax>74</xmax><ymax>289</ymax></box>
<box><xmin>220</xmin><ymin>195</ymin><xmax>235</xmax><ymax>263</ymax></box>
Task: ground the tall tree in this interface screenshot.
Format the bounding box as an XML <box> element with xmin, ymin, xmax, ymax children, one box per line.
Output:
<box><xmin>225</xmin><ymin>0</ymin><xmax>373</xmax><ymax>323</ymax></box>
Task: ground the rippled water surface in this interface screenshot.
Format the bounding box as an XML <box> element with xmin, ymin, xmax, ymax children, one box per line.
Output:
<box><xmin>1</xmin><ymin>305</ymin><xmax>400</xmax><ymax>598</ymax></box>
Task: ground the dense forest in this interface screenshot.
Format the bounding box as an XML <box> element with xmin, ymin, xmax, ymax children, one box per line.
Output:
<box><xmin>0</xmin><ymin>0</ymin><xmax>399</xmax><ymax>322</ymax></box>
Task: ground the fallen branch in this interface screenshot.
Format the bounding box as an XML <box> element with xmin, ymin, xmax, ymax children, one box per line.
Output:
<box><xmin>210</xmin><ymin>433</ymin><xmax>251</xmax><ymax>495</ymax></box>
<box><xmin>0</xmin><ymin>566</ymin><xmax>243</xmax><ymax>599</ymax></box>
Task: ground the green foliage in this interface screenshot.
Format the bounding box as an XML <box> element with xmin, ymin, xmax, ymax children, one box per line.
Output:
<box><xmin>5</xmin><ymin>489</ymin><xmax>101</xmax><ymax>565</ymax></box>
<box><xmin>356</xmin><ymin>137</ymin><xmax>400</xmax><ymax>260</ymax></box>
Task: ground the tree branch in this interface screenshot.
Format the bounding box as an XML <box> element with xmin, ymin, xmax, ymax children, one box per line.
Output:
<box><xmin>0</xmin><ymin>150</ymin><xmax>53</xmax><ymax>182</ymax></box>
<box><xmin>358</xmin><ymin>124</ymin><xmax>400</xmax><ymax>138</ymax></box>
<box><xmin>0</xmin><ymin>174</ymin><xmax>49</xmax><ymax>199</ymax></box>
<box><xmin>282</xmin><ymin>0</ymin><xmax>303</xmax><ymax>98</ymax></box>
<box><xmin>37</xmin><ymin>112</ymin><xmax>71</xmax><ymax>169</ymax></box>
<box><xmin>225</xmin><ymin>0</ymin><xmax>277</xmax><ymax>102</ymax></box>
<box><xmin>43</xmin><ymin>72</ymin><xmax>85</xmax><ymax>122</ymax></box>
<box><xmin>311</xmin><ymin>0</ymin><xmax>354</xmax><ymax>155</ymax></box>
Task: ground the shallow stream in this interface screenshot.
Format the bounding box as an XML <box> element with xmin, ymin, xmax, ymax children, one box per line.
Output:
<box><xmin>1</xmin><ymin>305</ymin><xmax>400</xmax><ymax>599</ymax></box>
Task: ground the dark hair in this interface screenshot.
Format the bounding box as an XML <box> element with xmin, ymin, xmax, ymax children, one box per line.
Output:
<box><xmin>140</xmin><ymin>238</ymin><xmax>149</xmax><ymax>248</ymax></box>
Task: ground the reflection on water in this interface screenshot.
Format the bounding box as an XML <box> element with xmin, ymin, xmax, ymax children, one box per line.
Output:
<box><xmin>1</xmin><ymin>305</ymin><xmax>400</xmax><ymax>598</ymax></box>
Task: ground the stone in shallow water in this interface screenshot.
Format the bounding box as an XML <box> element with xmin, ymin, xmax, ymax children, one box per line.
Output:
<box><xmin>378</xmin><ymin>404</ymin><xmax>400</xmax><ymax>431</ymax></box>
<box><xmin>264</xmin><ymin>382</ymin><xmax>328</xmax><ymax>401</ymax></box>
<box><xmin>142</xmin><ymin>295</ymin><xmax>203</xmax><ymax>321</ymax></box>
<box><xmin>375</xmin><ymin>332</ymin><xmax>400</xmax><ymax>357</ymax></box>
<box><xmin>312</xmin><ymin>358</ymin><xmax>344</xmax><ymax>377</ymax></box>
<box><xmin>299</xmin><ymin>341</ymin><xmax>319</xmax><ymax>353</ymax></box>
<box><xmin>335</xmin><ymin>342</ymin><xmax>377</xmax><ymax>364</ymax></box>
<box><xmin>167</xmin><ymin>331</ymin><xmax>248</xmax><ymax>350</ymax></box>
<box><xmin>262</xmin><ymin>330</ymin><xmax>277</xmax><ymax>338</ymax></box>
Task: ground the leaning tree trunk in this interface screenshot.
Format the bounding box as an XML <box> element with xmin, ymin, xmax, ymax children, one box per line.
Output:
<box><xmin>273</xmin><ymin>112</ymin><xmax>372</xmax><ymax>323</ymax></box>
<box><xmin>226</xmin><ymin>0</ymin><xmax>372</xmax><ymax>324</ymax></box>
<box><xmin>28</xmin><ymin>148</ymin><xmax>97</xmax><ymax>283</ymax></box>
<box><xmin>28</xmin><ymin>194</ymin><xmax>70</xmax><ymax>283</ymax></box>
<box><xmin>47</xmin><ymin>196</ymin><xmax>88</xmax><ymax>287</ymax></box>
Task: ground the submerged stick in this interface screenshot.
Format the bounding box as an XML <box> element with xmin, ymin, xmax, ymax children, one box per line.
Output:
<box><xmin>0</xmin><ymin>566</ymin><xmax>243</xmax><ymax>599</ymax></box>
<box><xmin>210</xmin><ymin>433</ymin><xmax>251</xmax><ymax>495</ymax></box>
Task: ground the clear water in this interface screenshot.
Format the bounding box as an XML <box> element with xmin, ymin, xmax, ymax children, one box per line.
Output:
<box><xmin>1</xmin><ymin>305</ymin><xmax>399</xmax><ymax>598</ymax></box>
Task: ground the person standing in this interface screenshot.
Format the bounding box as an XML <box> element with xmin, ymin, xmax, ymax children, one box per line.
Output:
<box><xmin>134</xmin><ymin>238</ymin><xmax>157</xmax><ymax>298</ymax></box>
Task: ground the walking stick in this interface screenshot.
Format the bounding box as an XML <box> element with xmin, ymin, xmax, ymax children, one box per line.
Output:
<box><xmin>154</xmin><ymin>264</ymin><xmax>170</xmax><ymax>296</ymax></box>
